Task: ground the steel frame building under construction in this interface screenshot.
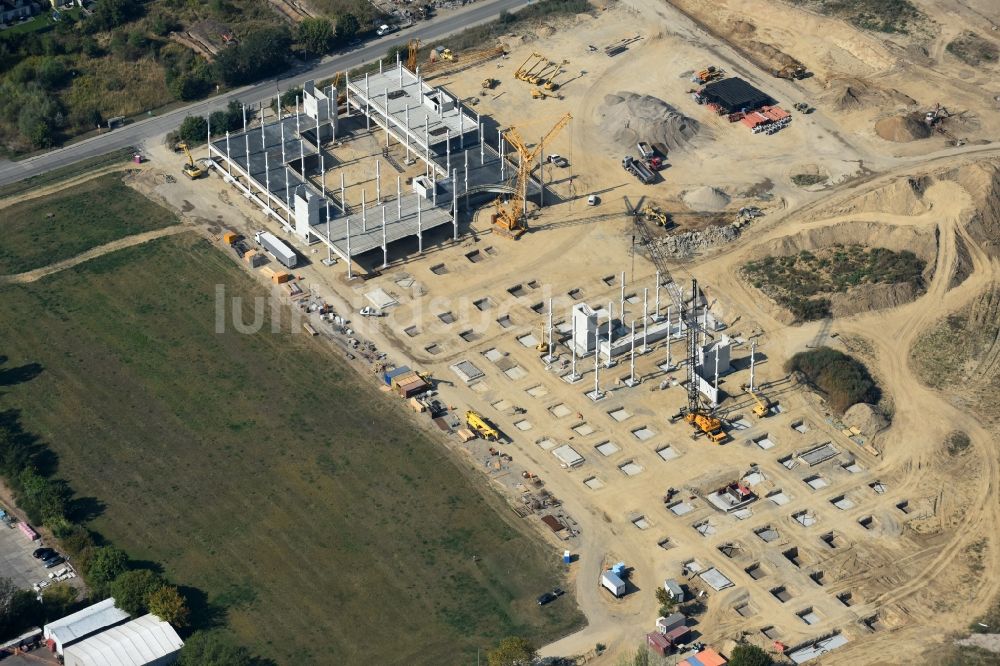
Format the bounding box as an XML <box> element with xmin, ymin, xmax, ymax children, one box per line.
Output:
<box><xmin>207</xmin><ymin>57</ymin><xmax>544</xmax><ymax>276</ymax></box>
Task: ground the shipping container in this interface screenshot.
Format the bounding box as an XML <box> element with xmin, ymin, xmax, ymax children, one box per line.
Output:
<box><xmin>255</xmin><ymin>231</ymin><xmax>297</xmax><ymax>268</ymax></box>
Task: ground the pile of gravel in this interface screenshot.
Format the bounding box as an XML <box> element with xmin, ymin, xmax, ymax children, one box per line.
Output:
<box><xmin>683</xmin><ymin>186</ymin><xmax>731</xmax><ymax>211</ymax></box>
<box><xmin>596</xmin><ymin>92</ymin><xmax>703</xmax><ymax>153</ymax></box>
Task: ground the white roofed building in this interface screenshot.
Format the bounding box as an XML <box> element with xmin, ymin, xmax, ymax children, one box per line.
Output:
<box><xmin>62</xmin><ymin>614</ymin><xmax>183</xmax><ymax>666</ymax></box>
<box><xmin>43</xmin><ymin>598</ymin><xmax>130</xmax><ymax>655</ymax></box>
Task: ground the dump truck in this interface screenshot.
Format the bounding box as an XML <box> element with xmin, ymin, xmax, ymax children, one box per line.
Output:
<box><xmin>254</xmin><ymin>231</ymin><xmax>297</xmax><ymax>268</ymax></box>
<box><xmin>622</xmin><ymin>156</ymin><xmax>655</xmax><ymax>184</ymax></box>
<box><xmin>466</xmin><ymin>410</ymin><xmax>499</xmax><ymax>441</ymax></box>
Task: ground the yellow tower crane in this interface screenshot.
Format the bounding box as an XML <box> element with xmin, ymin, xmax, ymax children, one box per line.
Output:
<box><xmin>491</xmin><ymin>112</ymin><xmax>572</xmax><ymax>239</ymax></box>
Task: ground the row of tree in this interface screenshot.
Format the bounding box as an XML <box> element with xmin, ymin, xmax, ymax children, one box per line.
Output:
<box><xmin>0</xmin><ymin>361</ymin><xmax>264</xmax><ymax>665</ymax></box>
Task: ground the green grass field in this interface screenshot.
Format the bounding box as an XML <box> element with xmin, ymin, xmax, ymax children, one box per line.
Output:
<box><xmin>0</xmin><ymin>171</ymin><xmax>176</xmax><ymax>275</ymax></box>
<box><xmin>0</xmin><ymin>231</ymin><xmax>581</xmax><ymax>664</ymax></box>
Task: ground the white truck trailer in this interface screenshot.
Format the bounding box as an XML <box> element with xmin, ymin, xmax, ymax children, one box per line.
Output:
<box><xmin>601</xmin><ymin>571</ymin><xmax>626</xmax><ymax>597</ymax></box>
<box><xmin>255</xmin><ymin>231</ymin><xmax>297</xmax><ymax>269</ymax></box>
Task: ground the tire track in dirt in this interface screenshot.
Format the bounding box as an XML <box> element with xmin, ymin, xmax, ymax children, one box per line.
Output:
<box><xmin>0</xmin><ymin>225</ymin><xmax>189</xmax><ymax>285</ymax></box>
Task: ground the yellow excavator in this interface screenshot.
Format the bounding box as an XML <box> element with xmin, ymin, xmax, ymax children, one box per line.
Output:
<box><xmin>466</xmin><ymin>410</ymin><xmax>499</xmax><ymax>441</ymax></box>
<box><xmin>178</xmin><ymin>142</ymin><xmax>204</xmax><ymax>179</ymax></box>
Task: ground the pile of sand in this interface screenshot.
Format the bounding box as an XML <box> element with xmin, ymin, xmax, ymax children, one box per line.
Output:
<box><xmin>825</xmin><ymin>77</ymin><xmax>915</xmax><ymax>111</ymax></box>
<box><xmin>596</xmin><ymin>92</ymin><xmax>702</xmax><ymax>153</ymax></box>
<box><xmin>875</xmin><ymin>113</ymin><xmax>931</xmax><ymax>142</ymax></box>
<box><xmin>683</xmin><ymin>186</ymin><xmax>730</xmax><ymax>211</ymax></box>
<box><xmin>844</xmin><ymin>403</ymin><xmax>888</xmax><ymax>434</ymax></box>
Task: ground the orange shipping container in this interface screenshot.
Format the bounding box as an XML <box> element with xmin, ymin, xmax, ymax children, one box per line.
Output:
<box><xmin>272</xmin><ymin>271</ymin><xmax>292</xmax><ymax>284</ymax></box>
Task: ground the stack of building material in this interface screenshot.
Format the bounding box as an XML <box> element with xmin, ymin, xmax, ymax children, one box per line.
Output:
<box><xmin>244</xmin><ymin>249</ymin><xmax>265</xmax><ymax>267</ymax></box>
<box><xmin>223</xmin><ymin>232</ymin><xmax>239</xmax><ymax>245</ymax></box>
<box><xmin>390</xmin><ymin>369</ymin><xmax>429</xmax><ymax>398</ymax></box>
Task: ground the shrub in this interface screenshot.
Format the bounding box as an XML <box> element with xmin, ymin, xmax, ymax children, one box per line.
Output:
<box><xmin>178</xmin><ymin>115</ymin><xmax>208</xmax><ymax>146</ymax></box>
<box><xmin>112</xmin><ymin>570</ymin><xmax>165</xmax><ymax>615</ymax></box>
<box><xmin>786</xmin><ymin>347</ymin><xmax>880</xmax><ymax>413</ymax></box>
<box><xmin>147</xmin><ymin>586</ymin><xmax>190</xmax><ymax>627</ymax></box>
<box><xmin>729</xmin><ymin>643</ymin><xmax>773</xmax><ymax>666</ymax></box>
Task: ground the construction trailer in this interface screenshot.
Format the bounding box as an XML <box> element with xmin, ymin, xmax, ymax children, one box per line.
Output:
<box><xmin>600</xmin><ymin>571</ymin><xmax>625</xmax><ymax>597</ymax></box>
<box><xmin>255</xmin><ymin>231</ymin><xmax>297</xmax><ymax>268</ymax></box>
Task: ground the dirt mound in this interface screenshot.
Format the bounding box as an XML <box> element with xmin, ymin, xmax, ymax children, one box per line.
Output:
<box><xmin>683</xmin><ymin>186</ymin><xmax>730</xmax><ymax>211</ymax></box>
<box><xmin>730</xmin><ymin>19</ymin><xmax>756</xmax><ymax>36</ymax></box>
<box><xmin>830</xmin><ymin>282</ymin><xmax>920</xmax><ymax>317</ymax></box>
<box><xmin>747</xmin><ymin>221</ymin><xmax>937</xmax><ymax>267</ymax></box>
<box><xmin>596</xmin><ymin>92</ymin><xmax>703</xmax><ymax>153</ymax></box>
<box><xmin>951</xmin><ymin>160</ymin><xmax>1000</xmax><ymax>253</ymax></box>
<box><xmin>825</xmin><ymin>77</ymin><xmax>915</xmax><ymax>111</ymax></box>
<box><xmin>844</xmin><ymin>402</ymin><xmax>888</xmax><ymax>435</ymax></box>
<box><xmin>747</xmin><ymin>40</ymin><xmax>802</xmax><ymax>69</ymax></box>
<box><xmin>875</xmin><ymin>113</ymin><xmax>931</xmax><ymax>142</ymax></box>
<box><xmin>837</xmin><ymin>176</ymin><xmax>932</xmax><ymax>217</ymax></box>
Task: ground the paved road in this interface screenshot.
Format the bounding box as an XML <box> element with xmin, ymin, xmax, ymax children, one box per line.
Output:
<box><xmin>0</xmin><ymin>0</ymin><xmax>527</xmax><ymax>188</ymax></box>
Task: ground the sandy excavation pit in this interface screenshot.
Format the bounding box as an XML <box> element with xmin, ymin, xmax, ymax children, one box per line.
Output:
<box><xmin>131</xmin><ymin>0</ymin><xmax>1000</xmax><ymax>660</ymax></box>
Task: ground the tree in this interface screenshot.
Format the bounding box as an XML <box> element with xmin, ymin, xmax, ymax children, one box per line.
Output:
<box><xmin>91</xmin><ymin>0</ymin><xmax>138</xmax><ymax>31</ymax></box>
<box><xmin>728</xmin><ymin>644</ymin><xmax>774</xmax><ymax>666</ymax></box>
<box><xmin>147</xmin><ymin>585</ymin><xmax>189</xmax><ymax>627</ymax></box>
<box><xmin>334</xmin><ymin>13</ymin><xmax>360</xmax><ymax>43</ymax></box>
<box><xmin>111</xmin><ymin>570</ymin><xmax>164</xmax><ymax>616</ymax></box>
<box><xmin>0</xmin><ymin>578</ymin><xmax>41</xmax><ymax>640</ymax></box>
<box><xmin>487</xmin><ymin>636</ymin><xmax>537</xmax><ymax>666</ymax></box>
<box><xmin>178</xmin><ymin>115</ymin><xmax>208</xmax><ymax>145</ymax></box>
<box><xmin>85</xmin><ymin>546</ymin><xmax>129</xmax><ymax>594</ymax></box>
<box><xmin>214</xmin><ymin>26</ymin><xmax>291</xmax><ymax>86</ymax></box>
<box><xmin>654</xmin><ymin>586</ymin><xmax>676</xmax><ymax>618</ymax></box>
<box><xmin>178</xmin><ymin>631</ymin><xmax>254</xmax><ymax>666</ymax></box>
<box><xmin>297</xmin><ymin>18</ymin><xmax>334</xmax><ymax>57</ymax></box>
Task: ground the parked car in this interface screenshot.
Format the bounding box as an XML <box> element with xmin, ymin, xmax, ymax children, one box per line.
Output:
<box><xmin>43</xmin><ymin>556</ymin><xmax>65</xmax><ymax>569</ymax></box>
<box><xmin>32</xmin><ymin>547</ymin><xmax>55</xmax><ymax>560</ymax></box>
<box><xmin>587</xmin><ymin>195</ymin><xmax>599</xmax><ymax>206</ymax></box>
<box><xmin>537</xmin><ymin>592</ymin><xmax>556</xmax><ymax>606</ymax></box>
<box><xmin>548</xmin><ymin>154</ymin><xmax>569</xmax><ymax>168</ymax></box>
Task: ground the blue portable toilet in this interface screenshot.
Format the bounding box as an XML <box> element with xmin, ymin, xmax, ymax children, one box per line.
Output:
<box><xmin>563</xmin><ymin>550</ymin><xmax>571</xmax><ymax>565</ymax></box>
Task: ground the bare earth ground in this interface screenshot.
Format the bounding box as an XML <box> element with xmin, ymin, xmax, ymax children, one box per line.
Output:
<box><xmin>18</xmin><ymin>0</ymin><xmax>1000</xmax><ymax>662</ymax></box>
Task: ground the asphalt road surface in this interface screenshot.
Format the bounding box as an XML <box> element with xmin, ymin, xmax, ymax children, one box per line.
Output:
<box><xmin>0</xmin><ymin>0</ymin><xmax>529</xmax><ymax>188</ymax></box>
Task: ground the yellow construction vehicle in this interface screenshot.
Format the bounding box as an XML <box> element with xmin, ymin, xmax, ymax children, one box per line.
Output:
<box><xmin>527</xmin><ymin>60</ymin><xmax>557</xmax><ymax>85</ymax></box>
<box><xmin>751</xmin><ymin>392</ymin><xmax>770</xmax><ymax>418</ymax></box>
<box><xmin>687</xmin><ymin>411</ymin><xmax>727</xmax><ymax>443</ymax></box>
<box><xmin>641</xmin><ymin>204</ymin><xmax>669</xmax><ymax>226</ymax></box>
<box><xmin>466</xmin><ymin>410</ymin><xmax>499</xmax><ymax>441</ymax></box>
<box><xmin>543</xmin><ymin>70</ymin><xmax>566</xmax><ymax>91</ymax></box>
<box><xmin>492</xmin><ymin>112</ymin><xmax>572</xmax><ymax>239</ymax></box>
<box><xmin>516</xmin><ymin>53</ymin><xmax>547</xmax><ymax>81</ymax></box>
<box><xmin>178</xmin><ymin>142</ymin><xmax>204</xmax><ymax>179</ymax></box>
<box><xmin>531</xmin><ymin>88</ymin><xmax>556</xmax><ymax>100</ymax></box>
